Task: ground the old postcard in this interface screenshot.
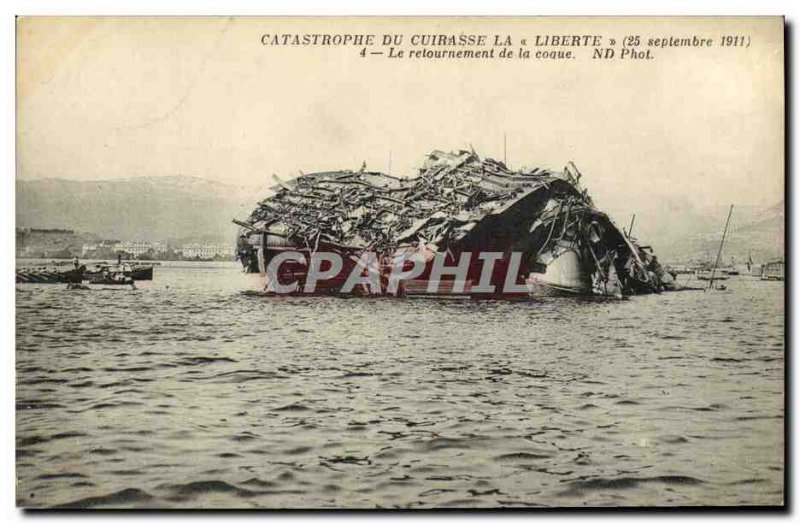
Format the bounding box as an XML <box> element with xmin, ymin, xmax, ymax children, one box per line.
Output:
<box><xmin>15</xmin><ymin>16</ymin><xmax>784</xmax><ymax>508</ymax></box>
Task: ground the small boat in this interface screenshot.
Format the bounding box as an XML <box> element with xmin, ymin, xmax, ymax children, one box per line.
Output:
<box><xmin>668</xmin><ymin>265</ymin><xmax>695</xmax><ymax>275</ymax></box>
<box><xmin>698</xmin><ymin>205</ymin><xmax>735</xmax><ymax>290</ymax></box>
<box><xmin>695</xmin><ymin>269</ymin><xmax>730</xmax><ymax>281</ymax></box>
<box><xmin>85</xmin><ymin>263</ymin><xmax>153</xmax><ymax>281</ymax></box>
<box><xmin>761</xmin><ymin>260</ymin><xmax>784</xmax><ymax>281</ymax></box>
<box><xmin>128</xmin><ymin>264</ymin><xmax>154</xmax><ymax>280</ymax></box>
<box><xmin>16</xmin><ymin>265</ymin><xmax>85</xmax><ymax>284</ymax></box>
<box><xmin>88</xmin><ymin>271</ymin><xmax>135</xmax><ymax>286</ymax></box>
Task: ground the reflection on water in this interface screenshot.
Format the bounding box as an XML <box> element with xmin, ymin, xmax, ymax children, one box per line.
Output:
<box><xmin>16</xmin><ymin>261</ymin><xmax>784</xmax><ymax>508</ymax></box>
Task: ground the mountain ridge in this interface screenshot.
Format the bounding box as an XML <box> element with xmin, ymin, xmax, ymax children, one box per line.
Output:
<box><xmin>16</xmin><ymin>175</ymin><xmax>262</xmax><ymax>242</ymax></box>
<box><xmin>16</xmin><ymin>175</ymin><xmax>784</xmax><ymax>262</ymax></box>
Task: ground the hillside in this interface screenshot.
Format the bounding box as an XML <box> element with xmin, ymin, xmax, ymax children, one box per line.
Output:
<box><xmin>16</xmin><ymin>176</ymin><xmax>262</xmax><ymax>242</ymax></box>
<box><xmin>16</xmin><ymin>175</ymin><xmax>784</xmax><ymax>264</ymax></box>
<box><xmin>641</xmin><ymin>200</ymin><xmax>784</xmax><ymax>263</ymax></box>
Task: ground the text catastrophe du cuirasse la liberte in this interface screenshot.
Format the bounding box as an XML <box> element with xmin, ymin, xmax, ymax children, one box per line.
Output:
<box><xmin>259</xmin><ymin>32</ymin><xmax>750</xmax><ymax>61</ymax></box>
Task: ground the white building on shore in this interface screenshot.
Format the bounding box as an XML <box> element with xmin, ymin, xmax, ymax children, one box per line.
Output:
<box><xmin>82</xmin><ymin>240</ymin><xmax>167</xmax><ymax>257</ymax></box>
<box><xmin>180</xmin><ymin>242</ymin><xmax>235</xmax><ymax>260</ymax></box>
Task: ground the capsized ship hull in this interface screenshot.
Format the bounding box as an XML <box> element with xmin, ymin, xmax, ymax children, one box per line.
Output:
<box><xmin>235</xmin><ymin>149</ymin><xmax>675</xmax><ymax>298</ymax></box>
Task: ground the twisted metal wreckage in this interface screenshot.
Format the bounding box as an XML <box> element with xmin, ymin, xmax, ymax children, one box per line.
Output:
<box><xmin>235</xmin><ymin>149</ymin><xmax>677</xmax><ymax>298</ymax></box>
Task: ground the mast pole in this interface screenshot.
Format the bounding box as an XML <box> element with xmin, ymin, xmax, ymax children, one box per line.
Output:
<box><xmin>709</xmin><ymin>204</ymin><xmax>734</xmax><ymax>289</ymax></box>
<box><xmin>628</xmin><ymin>214</ymin><xmax>636</xmax><ymax>237</ymax></box>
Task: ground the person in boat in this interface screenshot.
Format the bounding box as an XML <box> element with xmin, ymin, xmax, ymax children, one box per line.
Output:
<box><xmin>73</xmin><ymin>256</ymin><xmax>79</xmax><ymax>269</ymax></box>
<box><xmin>645</xmin><ymin>254</ymin><xmax>662</xmax><ymax>292</ymax></box>
<box><xmin>635</xmin><ymin>248</ymin><xmax>659</xmax><ymax>293</ymax></box>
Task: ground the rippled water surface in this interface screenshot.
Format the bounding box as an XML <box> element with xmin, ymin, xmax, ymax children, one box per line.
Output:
<box><xmin>16</xmin><ymin>261</ymin><xmax>784</xmax><ymax>508</ymax></box>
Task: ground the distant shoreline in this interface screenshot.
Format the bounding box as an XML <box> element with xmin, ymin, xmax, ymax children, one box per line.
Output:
<box><xmin>15</xmin><ymin>256</ymin><xmax>236</xmax><ymax>264</ymax></box>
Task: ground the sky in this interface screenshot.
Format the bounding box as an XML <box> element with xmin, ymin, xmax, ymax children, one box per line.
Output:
<box><xmin>16</xmin><ymin>17</ymin><xmax>784</xmax><ymax>218</ymax></box>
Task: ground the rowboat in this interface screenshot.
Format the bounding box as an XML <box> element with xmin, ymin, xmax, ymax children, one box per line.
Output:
<box><xmin>87</xmin><ymin>272</ymin><xmax>135</xmax><ymax>285</ymax></box>
<box><xmin>16</xmin><ymin>265</ymin><xmax>85</xmax><ymax>284</ymax></box>
<box><xmin>85</xmin><ymin>263</ymin><xmax>153</xmax><ymax>281</ymax></box>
